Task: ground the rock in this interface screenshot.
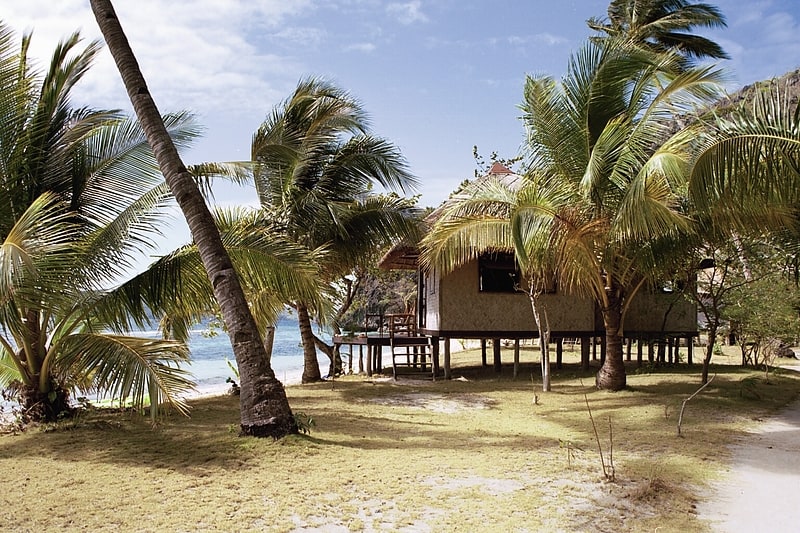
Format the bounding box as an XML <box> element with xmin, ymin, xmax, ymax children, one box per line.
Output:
<box><xmin>776</xmin><ymin>344</ymin><xmax>797</xmax><ymax>359</ymax></box>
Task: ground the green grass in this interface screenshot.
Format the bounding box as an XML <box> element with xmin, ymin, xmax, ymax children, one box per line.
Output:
<box><xmin>1</xmin><ymin>345</ymin><xmax>798</xmax><ymax>532</ymax></box>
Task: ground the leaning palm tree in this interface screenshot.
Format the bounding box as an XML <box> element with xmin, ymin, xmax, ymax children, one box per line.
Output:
<box><xmin>105</xmin><ymin>206</ymin><xmax>329</xmax><ymax>359</ymax></box>
<box><xmin>90</xmin><ymin>0</ymin><xmax>299</xmax><ymax>438</ymax></box>
<box><xmin>588</xmin><ymin>0</ymin><xmax>728</xmax><ymax>64</ymax></box>
<box><xmin>251</xmin><ymin>78</ymin><xmax>420</xmax><ymax>383</ymax></box>
<box><xmin>0</xmin><ymin>23</ymin><xmax>200</xmax><ymax>421</ymax></box>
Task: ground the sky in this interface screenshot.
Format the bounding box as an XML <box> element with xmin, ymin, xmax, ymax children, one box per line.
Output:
<box><xmin>5</xmin><ymin>0</ymin><xmax>800</xmax><ymax>254</ymax></box>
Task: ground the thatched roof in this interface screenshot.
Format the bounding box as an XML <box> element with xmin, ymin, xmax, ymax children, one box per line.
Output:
<box><xmin>378</xmin><ymin>244</ymin><xmax>420</xmax><ymax>270</ymax></box>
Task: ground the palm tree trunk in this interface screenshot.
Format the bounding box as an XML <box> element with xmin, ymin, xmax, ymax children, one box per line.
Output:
<box><xmin>296</xmin><ymin>303</ymin><xmax>322</xmax><ymax>383</ymax></box>
<box><xmin>312</xmin><ymin>335</ymin><xmax>341</xmax><ymax>377</ymax></box>
<box><xmin>528</xmin><ymin>291</ymin><xmax>551</xmax><ymax>392</ymax></box>
<box><xmin>90</xmin><ymin>0</ymin><xmax>296</xmax><ymax>438</ymax></box>
<box><xmin>596</xmin><ymin>298</ymin><xmax>627</xmax><ymax>391</ymax></box>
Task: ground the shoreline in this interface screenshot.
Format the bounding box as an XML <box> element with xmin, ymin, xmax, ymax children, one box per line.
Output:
<box><xmin>185</xmin><ymin>367</ymin><xmax>305</xmax><ymax>400</ymax></box>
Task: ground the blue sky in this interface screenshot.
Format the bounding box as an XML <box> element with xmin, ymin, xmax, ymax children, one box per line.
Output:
<box><xmin>5</xmin><ymin>0</ymin><xmax>800</xmax><ymax>250</ymax></box>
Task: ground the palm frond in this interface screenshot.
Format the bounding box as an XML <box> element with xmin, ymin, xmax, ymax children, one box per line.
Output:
<box><xmin>689</xmin><ymin>88</ymin><xmax>800</xmax><ymax>232</ymax></box>
<box><xmin>0</xmin><ymin>192</ymin><xmax>79</xmax><ymax>307</ymax></box>
<box><xmin>189</xmin><ymin>161</ymin><xmax>254</xmax><ymax>200</ymax></box>
<box><xmin>54</xmin><ymin>332</ymin><xmax>194</xmax><ymax>417</ymax></box>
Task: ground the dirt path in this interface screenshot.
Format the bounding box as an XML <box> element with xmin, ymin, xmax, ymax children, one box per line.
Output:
<box><xmin>699</xmin><ymin>364</ymin><xmax>800</xmax><ymax>532</ymax></box>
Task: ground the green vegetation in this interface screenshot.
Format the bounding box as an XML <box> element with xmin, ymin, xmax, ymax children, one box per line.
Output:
<box><xmin>422</xmin><ymin>34</ymin><xmax>727</xmax><ymax>393</ymax></box>
<box><xmin>0</xmin><ymin>22</ymin><xmax>199</xmax><ymax>422</ymax></box>
<box><xmin>3</xmin><ymin>348</ymin><xmax>798</xmax><ymax>531</ymax></box>
<box><xmin>250</xmin><ymin>78</ymin><xmax>421</xmax><ymax>383</ymax></box>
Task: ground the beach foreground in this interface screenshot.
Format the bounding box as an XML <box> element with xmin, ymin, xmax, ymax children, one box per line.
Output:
<box><xmin>3</xmin><ymin>348</ymin><xmax>799</xmax><ymax>532</ymax></box>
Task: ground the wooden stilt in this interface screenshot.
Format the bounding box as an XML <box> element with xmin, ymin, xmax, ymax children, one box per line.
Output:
<box><xmin>444</xmin><ymin>338</ymin><xmax>451</xmax><ymax>380</ymax></box>
<box><xmin>581</xmin><ymin>337</ymin><xmax>590</xmax><ymax>370</ymax></box>
<box><xmin>637</xmin><ymin>338</ymin><xmax>643</xmax><ymax>367</ymax></box>
<box><xmin>431</xmin><ymin>336</ymin><xmax>440</xmax><ymax>379</ymax></box>
<box><xmin>493</xmin><ymin>338</ymin><xmax>502</xmax><ymax>373</ymax></box>
<box><xmin>556</xmin><ymin>338</ymin><xmax>563</xmax><ymax>370</ymax></box>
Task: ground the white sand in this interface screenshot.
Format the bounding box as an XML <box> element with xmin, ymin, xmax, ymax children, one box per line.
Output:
<box><xmin>698</xmin><ymin>363</ymin><xmax>800</xmax><ymax>532</ymax></box>
<box><xmin>186</xmin><ymin>368</ymin><xmax>304</xmax><ymax>400</ymax></box>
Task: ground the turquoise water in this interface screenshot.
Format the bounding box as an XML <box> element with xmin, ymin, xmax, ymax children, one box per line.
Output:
<box><xmin>1</xmin><ymin>314</ymin><xmax>330</xmax><ymax>417</ymax></box>
<box><xmin>186</xmin><ymin>313</ymin><xmax>331</xmax><ymax>393</ymax></box>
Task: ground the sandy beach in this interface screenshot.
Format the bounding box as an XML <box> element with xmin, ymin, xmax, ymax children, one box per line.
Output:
<box><xmin>698</xmin><ymin>362</ymin><xmax>800</xmax><ymax>532</ymax></box>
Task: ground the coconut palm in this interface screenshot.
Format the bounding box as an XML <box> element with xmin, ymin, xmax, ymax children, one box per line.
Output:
<box><xmin>689</xmin><ymin>86</ymin><xmax>800</xmax><ymax>234</ymax></box>
<box><xmin>420</xmin><ymin>172</ymin><xmax>564</xmax><ymax>391</ymax></box>
<box><xmin>251</xmin><ymin>78</ymin><xmax>420</xmax><ymax>383</ymax></box>
<box><xmin>91</xmin><ymin>0</ymin><xmax>301</xmax><ymax>438</ymax></box>
<box><xmin>424</xmin><ymin>39</ymin><xmax>725</xmax><ymax>391</ymax></box>
<box><xmin>684</xmin><ymin>82</ymin><xmax>800</xmax><ymax>382</ymax></box>
<box><xmin>0</xmin><ymin>23</ymin><xmax>201</xmax><ymax>421</ymax></box>
<box><xmin>588</xmin><ymin>0</ymin><xmax>729</xmax><ymax>64</ymax></box>
<box><xmin>106</xmin><ymin>206</ymin><xmax>328</xmax><ymax>353</ymax></box>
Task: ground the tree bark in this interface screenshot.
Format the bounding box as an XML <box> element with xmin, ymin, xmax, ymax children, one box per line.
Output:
<box><xmin>90</xmin><ymin>0</ymin><xmax>296</xmax><ymax>438</ymax></box>
<box><xmin>313</xmin><ymin>334</ymin><xmax>342</xmax><ymax>377</ymax></box>
<box><xmin>701</xmin><ymin>322</ymin><xmax>718</xmax><ymax>384</ymax></box>
<box><xmin>296</xmin><ymin>302</ymin><xmax>322</xmax><ymax>383</ymax></box>
<box><xmin>596</xmin><ymin>298</ymin><xmax>626</xmax><ymax>391</ymax></box>
<box><xmin>528</xmin><ymin>292</ymin><xmax>551</xmax><ymax>391</ymax></box>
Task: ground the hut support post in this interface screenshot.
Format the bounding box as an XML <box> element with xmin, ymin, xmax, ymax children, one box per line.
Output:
<box><xmin>493</xmin><ymin>338</ymin><xmax>502</xmax><ymax>373</ymax></box>
<box><xmin>432</xmin><ymin>336</ymin><xmax>440</xmax><ymax>379</ymax></box>
<box><xmin>443</xmin><ymin>338</ymin><xmax>451</xmax><ymax>380</ymax></box>
<box><xmin>556</xmin><ymin>338</ymin><xmax>563</xmax><ymax>370</ymax></box>
<box><xmin>637</xmin><ymin>338</ymin><xmax>643</xmax><ymax>368</ymax></box>
<box><xmin>581</xmin><ymin>337</ymin><xmax>590</xmax><ymax>371</ymax></box>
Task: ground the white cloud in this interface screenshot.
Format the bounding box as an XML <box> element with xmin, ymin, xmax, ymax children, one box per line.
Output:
<box><xmin>709</xmin><ymin>1</ymin><xmax>800</xmax><ymax>87</ymax></box>
<box><xmin>271</xmin><ymin>26</ymin><xmax>327</xmax><ymax>48</ymax></box>
<box><xmin>387</xmin><ymin>1</ymin><xmax>429</xmax><ymax>25</ymax></box>
<box><xmin>3</xmin><ymin>0</ymin><xmax>314</xmax><ymax>118</ymax></box>
<box><xmin>505</xmin><ymin>33</ymin><xmax>569</xmax><ymax>48</ymax></box>
<box><xmin>343</xmin><ymin>42</ymin><xmax>377</xmax><ymax>53</ymax></box>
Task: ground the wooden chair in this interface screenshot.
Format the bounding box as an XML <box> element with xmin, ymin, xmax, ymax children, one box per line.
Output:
<box><xmin>388</xmin><ymin>313</ymin><xmax>433</xmax><ymax>379</ymax></box>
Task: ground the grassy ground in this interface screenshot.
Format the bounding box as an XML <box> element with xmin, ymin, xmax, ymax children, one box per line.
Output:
<box><xmin>1</xmin><ymin>345</ymin><xmax>799</xmax><ymax>532</ymax></box>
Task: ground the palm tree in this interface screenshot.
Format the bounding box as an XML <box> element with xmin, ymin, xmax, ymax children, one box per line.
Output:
<box><xmin>90</xmin><ymin>0</ymin><xmax>297</xmax><ymax>438</ymax></box>
<box><xmin>0</xmin><ymin>23</ymin><xmax>199</xmax><ymax>421</ymax></box>
<box><xmin>105</xmin><ymin>206</ymin><xmax>327</xmax><ymax>358</ymax></box>
<box><xmin>251</xmin><ymin>78</ymin><xmax>420</xmax><ymax>383</ymax></box>
<box><xmin>420</xmin><ymin>172</ymin><xmax>561</xmax><ymax>391</ymax></box>
<box><xmin>424</xmin><ymin>39</ymin><xmax>725</xmax><ymax>391</ymax></box>
<box><xmin>686</xmin><ymin>83</ymin><xmax>800</xmax><ymax>382</ymax></box>
<box><xmin>588</xmin><ymin>0</ymin><xmax>728</xmax><ymax>64</ymax></box>
<box><xmin>524</xmin><ymin>42</ymin><xmax>726</xmax><ymax>390</ymax></box>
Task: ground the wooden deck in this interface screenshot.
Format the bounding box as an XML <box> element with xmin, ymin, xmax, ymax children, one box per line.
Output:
<box><xmin>333</xmin><ymin>313</ymin><xmax>440</xmax><ymax>378</ymax></box>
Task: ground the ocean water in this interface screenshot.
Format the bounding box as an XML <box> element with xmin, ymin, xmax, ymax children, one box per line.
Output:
<box><xmin>186</xmin><ymin>313</ymin><xmax>331</xmax><ymax>395</ymax></box>
<box><xmin>0</xmin><ymin>314</ymin><xmax>330</xmax><ymax>418</ymax></box>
